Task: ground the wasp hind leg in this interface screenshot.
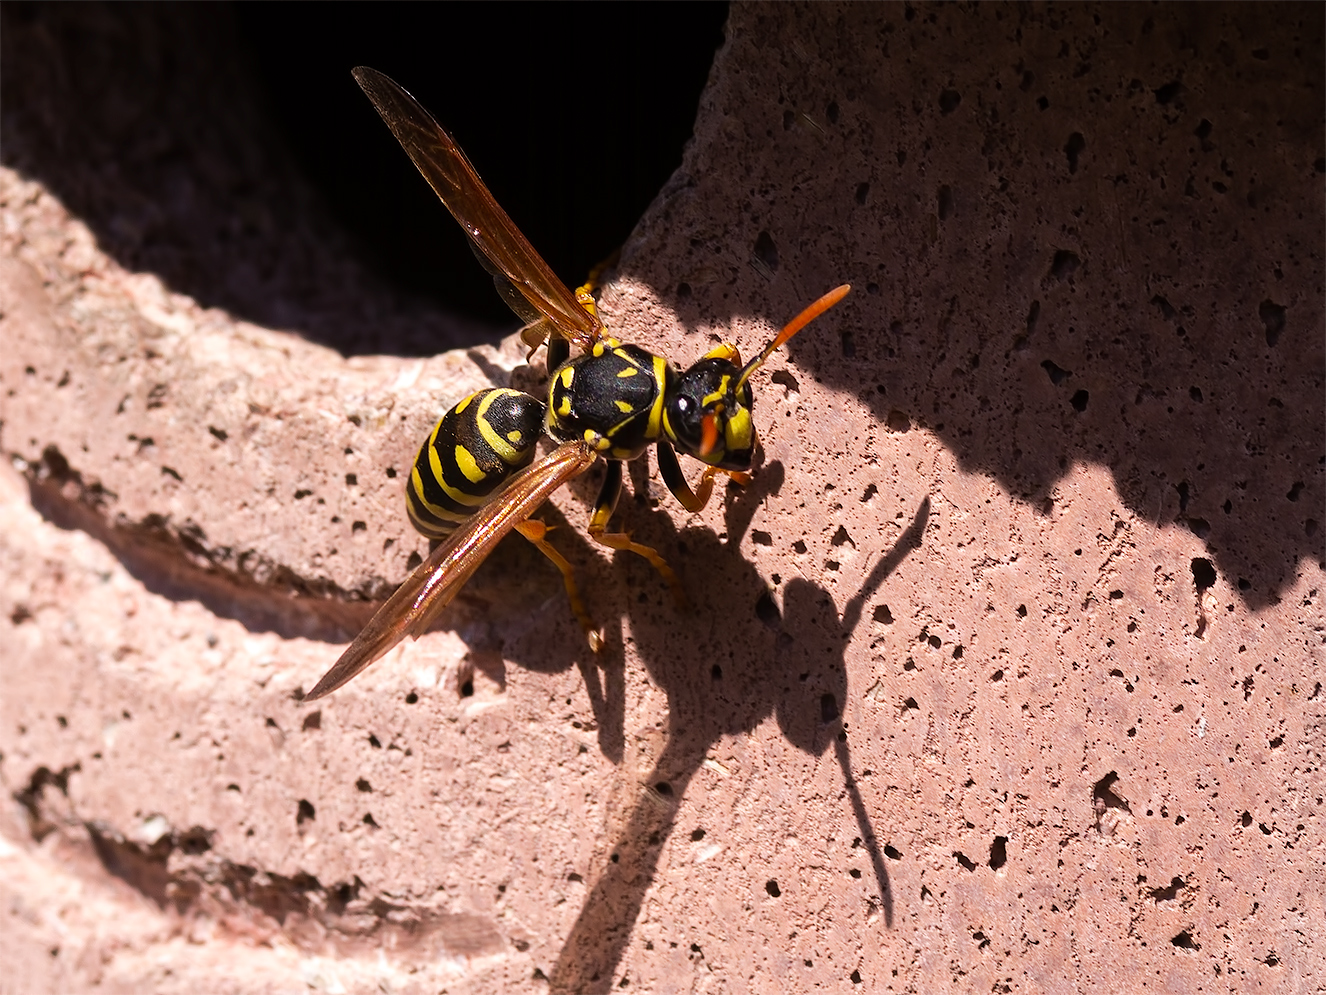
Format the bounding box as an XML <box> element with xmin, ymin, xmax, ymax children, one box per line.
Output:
<box><xmin>587</xmin><ymin>460</ymin><xmax>687</xmax><ymax>609</ymax></box>
<box><xmin>514</xmin><ymin>520</ymin><xmax>604</xmax><ymax>652</ymax></box>
<box><xmin>655</xmin><ymin>441</ymin><xmax>751</xmax><ymax>515</ymax></box>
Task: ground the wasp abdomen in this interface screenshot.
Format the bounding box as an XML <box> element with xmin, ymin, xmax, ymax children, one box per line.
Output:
<box><xmin>407</xmin><ymin>387</ymin><xmax>546</xmax><ymax>539</ymax></box>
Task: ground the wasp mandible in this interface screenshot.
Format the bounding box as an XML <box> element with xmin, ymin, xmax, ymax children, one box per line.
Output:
<box><xmin>305</xmin><ymin>68</ymin><xmax>848</xmax><ymax>700</ymax></box>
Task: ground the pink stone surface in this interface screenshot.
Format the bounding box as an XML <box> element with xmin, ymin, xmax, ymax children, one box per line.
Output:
<box><xmin>1</xmin><ymin>4</ymin><xmax>1323</xmax><ymax>993</ymax></box>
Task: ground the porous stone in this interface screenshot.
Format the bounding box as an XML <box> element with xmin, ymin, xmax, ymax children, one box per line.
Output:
<box><xmin>1</xmin><ymin>4</ymin><xmax>1322</xmax><ymax>994</ymax></box>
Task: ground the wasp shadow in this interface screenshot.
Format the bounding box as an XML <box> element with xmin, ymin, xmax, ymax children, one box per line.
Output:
<box><xmin>544</xmin><ymin>470</ymin><xmax>930</xmax><ymax>993</ymax></box>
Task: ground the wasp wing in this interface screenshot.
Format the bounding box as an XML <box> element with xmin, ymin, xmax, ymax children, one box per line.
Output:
<box><xmin>305</xmin><ymin>441</ymin><xmax>598</xmax><ymax>700</ymax></box>
<box><xmin>352</xmin><ymin>66</ymin><xmax>600</xmax><ymax>351</ymax></box>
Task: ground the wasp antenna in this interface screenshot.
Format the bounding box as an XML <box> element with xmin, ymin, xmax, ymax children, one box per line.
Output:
<box><xmin>739</xmin><ymin>284</ymin><xmax>851</xmax><ymax>387</ymax></box>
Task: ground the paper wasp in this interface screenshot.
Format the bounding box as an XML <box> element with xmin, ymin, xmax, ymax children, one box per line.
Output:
<box><xmin>305</xmin><ymin>67</ymin><xmax>848</xmax><ymax>701</ymax></box>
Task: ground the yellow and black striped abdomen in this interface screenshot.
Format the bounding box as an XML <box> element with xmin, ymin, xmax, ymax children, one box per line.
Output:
<box><xmin>406</xmin><ymin>387</ymin><xmax>546</xmax><ymax>539</ymax></box>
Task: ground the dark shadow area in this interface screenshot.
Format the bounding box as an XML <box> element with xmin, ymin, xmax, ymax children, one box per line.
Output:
<box><xmin>0</xmin><ymin>2</ymin><xmax>726</xmax><ymax>352</ymax></box>
<box><xmin>24</xmin><ymin>439</ymin><xmax>582</xmax><ymax>646</ymax></box>
<box><xmin>530</xmin><ymin>484</ymin><xmax>929</xmax><ymax>991</ymax></box>
<box><xmin>13</xmin><ymin>763</ymin><xmax>506</xmax><ymax>960</ymax></box>
<box><xmin>649</xmin><ymin>4</ymin><xmax>1325</xmax><ymax>611</ymax></box>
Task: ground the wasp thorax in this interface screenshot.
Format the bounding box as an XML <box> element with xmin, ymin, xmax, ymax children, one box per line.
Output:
<box><xmin>663</xmin><ymin>357</ymin><xmax>757</xmax><ymax>470</ymax></box>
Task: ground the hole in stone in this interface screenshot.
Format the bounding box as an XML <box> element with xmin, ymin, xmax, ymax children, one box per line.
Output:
<box><xmin>755</xmin><ymin>590</ymin><xmax>781</xmax><ymax>628</ymax></box>
<box><xmin>1259</xmin><ymin>300</ymin><xmax>1285</xmax><ymax>346</ymax></box>
<box><xmin>691</xmin><ymin>828</ymin><xmax>705</xmax><ymax>841</ymax></box>
<box><xmin>1154</xmin><ymin>80</ymin><xmax>1183</xmax><ymax>105</ymax></box>
<box><xmin>356</xmin><ymin>778</ymin><xmax>371</xmax><ymax>792</ymax></box>
<box><xmin>1241</xmin><ymin>811</ymin><xmax>1252</xmax><ymax>827</ymax></box>
<box><xmin>297</xmin><ymin>799</ymin><xmax>315</xmax><ymax>825</ymax></box>
<box><xmin>938</xmin><ymin>89</ymin><xmax>961</xmax><ymax>114</ymax></box>
<box><xmin>1064</xmin><ymin>132</ymin><xmax>1085</xmax><ymax>173</ymax></box>
<box><xmin>404</xmin><ymin>692</ymin><xmax>419</xmax><ymax>704</ymax></box>
<box><xmin>1070</xmin><ymin>389</ymin><xmax>1089</xmax><ymax>411</ymax></box>
<box><xmin>753</xmin><ymin>231</ymin><xmax>779</xmax><ymax>272</ymax></box>
<box><xmin>954</xmin><ymin>852</ymin><xmax>977</xmax><ymax>871</ymax></box>
<box><xmin>363</xmin><ymin>812</ymin><xmax>379</xmax><ymax>828</ymax></box>
<box><xmin>1041</xmin><ymin>359</ymin><xmax>1070</xmax><ymax>385</ymax></box>
<box><xmin>989</xmin><ymin>835</ymin><xmax>1008</xmax><ymax>870</ymax></box>
<box><xmin>1171</xmin><ymin>930</ymin><xmax>1199</xmax><ymax>950</ymax></box>
<box><xmin>937</xmin><ymin>184</ymin><xmax>953</xmax><ymax>220</ymax></box>
<box><xmin>302</xmin><ymin>711</ymin><xmax>321</xmax><ymax>731</ymax></box>
<box><xmin>1049</xmin><ymin>250</ymin><xmax>1080</xmax><ymax>280</ymax></box>
<box><xmin>1191</xmin><ymin>558</ymin><xmax>1217</xmax><ymax>591</ymax></box>
<box><xmin>1092</xmin><ymin>772</ymin><xmax>1131</xmax><ymax>814</ymax></box>
<box><xmin>820</xmin><ymin>694</ymin><xmax>840</xmax><ymax>723</ymax></box>
<box><xmin>766</xmin><ymin>879</ymin><xmax>781</xmax><ymax>897</ymax></box>
<box><xmin>884</xmin><ymin>845</ymin><xmax>902</xmax><ymax>859</ymax></box>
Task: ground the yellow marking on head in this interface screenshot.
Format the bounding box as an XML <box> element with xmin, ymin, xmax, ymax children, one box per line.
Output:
<box><xmin>453</xmin><ymin>391</ymin><xmax>479</xmax><ymax>415</ymax></box>
<box><xmin>558</xmin><ymin>396</ymin><xmax>572</xmax><ymax>418</ymax></box>
<box><xmin>506</xmin><ymin>430</ymin><xmax>523</xmax><ymax>444</ymax></box>
<box><xmin>453</xmin><ymin>444</ymin><xmax>487</xmax><ymax>485</ymax></box>
<box><xmin>726</xmin><ymin>407</ymin><xmax>754</xmax><ymax>451</ymax></box>
<box><xmin>615</xmin><ymin>399</ymin><xmax>634</xmax><ymax>414</ymax></box>
<box><xmin>616</xmin><ymin>366</ymin><xmax>638</xmax><ymax>378</ymax></box>
<box><xmin>701</xmin><ymin>375</ymin><xmax>732</xmax><ymax>410</ymax></box>
<box><xmin>559</xmin><ymin>366</ymin><xmax>575</xmax><ymax>389</ymax></box>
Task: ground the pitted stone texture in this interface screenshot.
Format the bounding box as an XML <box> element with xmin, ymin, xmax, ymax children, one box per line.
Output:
<box><xmin>1</xmin><ymin>4</ymin><xmax>1323</xmax><ymax>995</ymax></box>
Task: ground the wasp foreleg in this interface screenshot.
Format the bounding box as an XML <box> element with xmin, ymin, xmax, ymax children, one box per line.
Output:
<box><xmin>587</xmin><ymin>460</ymin><xmax>687</xmax><ymax>608</ymax></box>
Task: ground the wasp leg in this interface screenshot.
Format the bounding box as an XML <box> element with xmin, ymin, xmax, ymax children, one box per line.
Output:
<box><xmin>515</xmin><ymin>519</ymin><xmax>604</xmax><ymax>652</ymax></box>
<box><xmin>699</xmin><ymin>341</ymin><xmax>742</xmax><ymax>365</ymax></box>
<box><xmin>588</xmin><ymin>460</ymin><xmax>687</xmax><ymax>608</ymax></box>
<box><xmin>655</xmin><ymin>441</ymin><xmax>752</xmax><ymax>514</ymax></box>
<box><xmin>545</xmin><ymin>333</ymin><xmax>571</xmax><ymax>377</ymax></box>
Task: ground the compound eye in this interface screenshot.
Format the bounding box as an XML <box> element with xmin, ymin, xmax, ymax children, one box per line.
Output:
<box><xmin>674</xmin><ymin>395</ymin><xmax>694</xmax><ymax>417</ymax></box>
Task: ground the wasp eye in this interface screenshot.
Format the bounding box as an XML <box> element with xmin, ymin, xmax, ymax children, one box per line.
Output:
<box><xmin>674</xmin><ymin>395</ymin><xmax>693</xmax><ymax>416</ymax></box>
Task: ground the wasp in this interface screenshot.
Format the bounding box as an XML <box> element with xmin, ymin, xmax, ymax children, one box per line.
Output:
<box><xmin>305</xmin><ymin>67</ymin><xmax>849</xmax><ymax>701</ymax></box>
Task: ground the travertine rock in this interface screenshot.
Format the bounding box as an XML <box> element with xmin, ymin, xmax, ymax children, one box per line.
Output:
<box><xmin>1</xmin><ymin>4</ymin><xmax>1322</xmax><ymax>994</ymax></box>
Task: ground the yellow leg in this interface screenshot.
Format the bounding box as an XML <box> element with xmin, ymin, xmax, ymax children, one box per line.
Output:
<box><xmin>656</xmin><ymin>441</ymin><xmax>751</xmax><ymax>514</ymax></box>
<box><xmin>589</xmin><ymin>460</ymin><xmax>688</xmax><ymax>609</ymax></box>
<box><xmin>516</xmin><ymin>519</ymin><xmax>603</xmax><ymax>652</ymax></box>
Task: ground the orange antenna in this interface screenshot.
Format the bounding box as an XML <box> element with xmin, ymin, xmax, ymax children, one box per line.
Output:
<box><xmin>738</xmin><ymin>284</ymin><xmax>851</xmax><ymax>390</ymax></box>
